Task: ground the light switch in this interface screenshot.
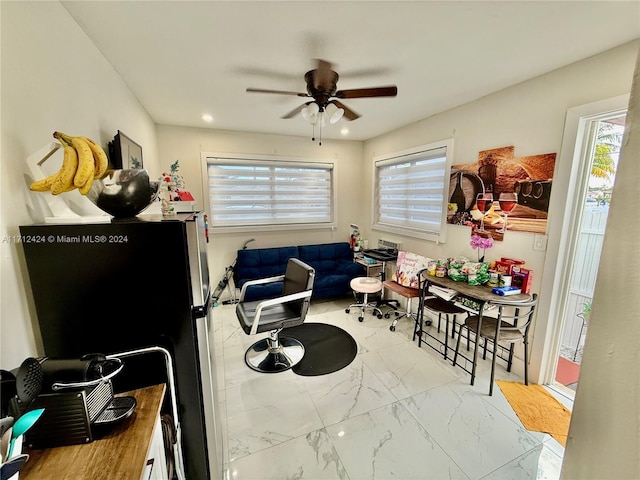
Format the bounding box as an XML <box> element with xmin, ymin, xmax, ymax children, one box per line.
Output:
<box><xmin>534</xmin><ymin>234</ymin><xmax>548</xmax><ymax>251</ymax></box>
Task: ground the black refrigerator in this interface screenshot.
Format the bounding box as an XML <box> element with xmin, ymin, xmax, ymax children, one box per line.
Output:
<box><xmin>20</xmin><ymin>212</ymin><xmax>222</xmax><ymax>480</ymax></box>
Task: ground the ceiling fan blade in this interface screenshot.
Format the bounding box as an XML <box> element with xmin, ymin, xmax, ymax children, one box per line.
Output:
<box><xmin>281</xmin><ymin>102</ymin><xmax>311</xmax><ymax>119</ymax></box>
<box><xmin>334</xmin><ymin>86</ymin><xmax>398</xmax><ymax>99</ymax></box>
<box><xmin>314</xmin><ymin>58</ymin><xmax>335</xmax><ymax>91</ymax></box>
<box><xmin>246</xmin><ymin>87</ymin><xmax>309</xmax><ymax>97</ymax></box>
<box><xmin>330</xmin><ymin>100</ymin><xmax>360</xmax><ymax>121</ymax></box>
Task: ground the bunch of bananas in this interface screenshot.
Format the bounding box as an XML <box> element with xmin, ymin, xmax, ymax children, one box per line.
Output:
<box><xmin>29</xmin><ymin>132</ymin><xmax>109</xmax><ymax>195</ymax></box>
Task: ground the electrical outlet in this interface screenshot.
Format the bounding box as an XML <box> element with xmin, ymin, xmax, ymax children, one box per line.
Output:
<box><xmin>533</xmin><ymin>234</ymin><xmax>548</xmax><ymax>251</ymax></box>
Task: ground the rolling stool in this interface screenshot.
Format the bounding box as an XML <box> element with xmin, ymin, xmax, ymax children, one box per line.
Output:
<box><xmin>419</xmin><ymin>297</ymin><xmax>467</xmax><ymax>360</ymax></box>
<box><xmin>346</xmin><ymin>277</ymin><xmax>384</xmax><ymax>322</ymax></box>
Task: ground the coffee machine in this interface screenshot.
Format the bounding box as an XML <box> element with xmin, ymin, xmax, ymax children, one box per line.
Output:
<box><xmin>9</xmin><ymin>354</ymin><xmax>136</xmax><ymax>449</ymax></box>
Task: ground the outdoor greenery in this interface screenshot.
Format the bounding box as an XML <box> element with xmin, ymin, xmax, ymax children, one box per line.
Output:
<box><xmin>591</xmin><ymin>121</ymin><xmax>622</xmax><ymax>181</ymax></box>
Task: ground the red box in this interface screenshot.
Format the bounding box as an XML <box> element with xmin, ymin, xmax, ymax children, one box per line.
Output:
<box><xmin>494</xmin><ymin>261</ymin><xmax>512</xmax><ymax>275</ymax></box>
<box><xmin>501</xmin><ymin>257</ymin><xmax>525</xmax><ymax>267</ymax></box>
<box><xmin>511</xmin><ymin>266</ymin><xmax>533</xmax><ymax>294</ymax></box>
<box><xmin>495</xmin><ymin>257</ymin><xmax>526</xmax><ymax>275</ymax></box>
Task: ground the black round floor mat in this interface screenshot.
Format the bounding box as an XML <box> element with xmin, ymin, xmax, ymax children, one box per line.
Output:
<box><xmin>283</xmin><ymin>323</ymin><xmax>358</xmax><ymax>376</ymax></box>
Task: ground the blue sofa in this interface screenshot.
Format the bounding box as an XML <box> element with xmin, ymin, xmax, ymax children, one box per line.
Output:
<box><xmin>235</xmin><ymin>242</ymin><xmax>364</xmax><ymax>302</ymax></box>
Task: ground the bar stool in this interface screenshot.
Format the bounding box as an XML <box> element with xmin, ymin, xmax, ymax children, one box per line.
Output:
<box><xmin>346</xmin><ymin>277</ymin><xmax>384</xmax><ymax>322</ymax></box>
<box><xmin>382</xmin><ymin>280</ymin><xmax>421</xmax><ymax>331</ymax></box>
<box><xmin>420</xmin><ymin>297</ymin><xmax>467</xmax><ymax>360</ymax></box>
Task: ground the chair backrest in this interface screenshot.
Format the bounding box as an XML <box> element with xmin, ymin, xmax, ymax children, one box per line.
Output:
<box><xmin>282</xmin><ymin>258</ymin><xmax>316</xmax><ymax>317</ymax></box>
<box><xmin>392</xmin><ymin>251</ymin><xmax>432</xmax><ymax>288</ymax></box>
<box><xmin>493</xmin><ymin>293</ymin><xmax>538</xmax><ymax>336</ymax></box>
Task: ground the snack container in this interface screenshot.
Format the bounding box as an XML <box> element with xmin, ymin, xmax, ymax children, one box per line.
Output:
<box><xmin>497</xmin><ymin>257</ymin><xmax>525</xmax><ymax>275</ymax></box>
<box><xmin>492</xmin><ymin>286</ymin><xmax>522</xmax><ymax>296</ymax></box>
<box><xmin>427</xmin><ymin>261</ymin><xmax>437</xmax><ymax>276</ymax></box>
<box><xmin>511</xmin><ymin>266</ymin><xmax>533</xmax><ymax>294</ymax></box>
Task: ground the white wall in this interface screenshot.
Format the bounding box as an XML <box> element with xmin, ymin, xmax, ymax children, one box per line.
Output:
<box><xmin>362</xmin><ymin>40</ymin><xmax>640</xmax><ymax>382</ymax></box>
<box><xmin>156</xmin><ymin>125</ymin><xmax>363</xmax><ymax>279</ymax></box>
<box><xmin>0</xmin><ymin>2</ymin><xmax>158</xmax><ymax>368</ymax></box>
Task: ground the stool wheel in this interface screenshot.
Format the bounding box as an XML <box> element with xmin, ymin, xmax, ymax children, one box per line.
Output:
<box><xmin>389</xmin><ymin>325</ymin><xmax>396</xmax><ymax>332</ymax></box>
<box><xmin>358</xmin><ymin>316</ymin><xmax>364</xmax><ymax>322</ymax></box>
<box><xmin>377</xmin><ymin>313</ymin><xmax>383</xmax><ymax>319</ymax></box>
<box><xmin>345</xmin><ymin>308</ymin><xmax>350</xmax><ymax>314</ymax></box>
<box><xmin>384</xmin><ymin>313</ymin><xmax>391</xmax><ymax>319</ymax></box>
<box><xmin>394</xmin><ymin>311</ymin><xmax>400</xmax><ymax>317</ymax></box>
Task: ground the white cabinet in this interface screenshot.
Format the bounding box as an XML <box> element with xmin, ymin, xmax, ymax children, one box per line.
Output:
<box><xmin>142</xmin><ymin>416</ymin><xmax>168</xmax><ymax>480</ymax></box>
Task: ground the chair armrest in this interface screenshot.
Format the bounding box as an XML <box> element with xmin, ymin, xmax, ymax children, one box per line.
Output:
<box><xmin>250</xmin><ymin>290</ymin><xmax>312</xmax><ymax>335</ymax></box>
<box><xmin>239</xmin><ymin>274</ymin><xmax>286</xmax><ymax>301</ymax></box>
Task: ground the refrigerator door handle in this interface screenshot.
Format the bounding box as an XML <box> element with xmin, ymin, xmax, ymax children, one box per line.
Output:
<box><xmin>192</xmin><ymin>292</ymin><xmax>212</xmax><ymax>319</ymax></box>
<box><xmin>192</xmin><ymin>304</ymin><xmax>207</xmax><ymax>319</ymax></box>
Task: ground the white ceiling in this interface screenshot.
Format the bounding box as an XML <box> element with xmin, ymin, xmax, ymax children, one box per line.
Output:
<box><xmin>62</xmin><ymin>1</ymin><xmax>640</xmax><ymax>142</ymax></box>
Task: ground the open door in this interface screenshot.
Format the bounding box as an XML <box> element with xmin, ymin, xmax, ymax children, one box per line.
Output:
<box><xmin>551</xmin><ymin>112</ymin><xmax>625</xmax><ymax>394</ymax></box>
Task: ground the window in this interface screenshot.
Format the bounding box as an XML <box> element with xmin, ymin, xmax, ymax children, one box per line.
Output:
<box><xmin>205</xmin><ymin>153</ymin><xmax>335</xmax><ymax>231</ymax></box>
<box><xmin>373</xmin><ymin>139</ymin><xmax>453</xmax><ymax>243</ymax></box>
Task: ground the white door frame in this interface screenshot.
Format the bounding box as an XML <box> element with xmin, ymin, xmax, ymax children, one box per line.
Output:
<box><xmin>532</xmin><ymin>94</ymin><xmax>629</xmax><ymax>386</ymax></box>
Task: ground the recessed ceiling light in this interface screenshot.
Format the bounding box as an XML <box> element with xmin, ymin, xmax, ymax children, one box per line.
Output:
<box><xmin>202</xmin><ymin>114</ymin><xmax>214</xmax><ymax>122</ymax></box>
<box><xmin>340</xmin><ymin>127</ymin><xmax>349</xmax><ymax>136</ymax></box>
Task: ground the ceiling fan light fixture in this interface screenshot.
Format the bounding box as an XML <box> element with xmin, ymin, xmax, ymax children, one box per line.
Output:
<box><xmin>325</xmin><ymin>103</ymin><xmax>344</xmax><ymax>124</ymax></box>
<box><xmin>301</xmin><ymin>102</ymin><xmax>320</xmax><ymax>124</ymax></box>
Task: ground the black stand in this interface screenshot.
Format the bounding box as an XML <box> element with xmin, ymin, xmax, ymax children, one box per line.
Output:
<box><xmin>361</xmin><ymin>249</ymin><xmax>401</xmax><ymax>315</ymax></box>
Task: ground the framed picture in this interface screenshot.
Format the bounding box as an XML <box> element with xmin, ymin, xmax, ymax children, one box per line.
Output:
<box><xmin>108</xmin><ymin>130</ymin><xmax>143</xmax><ymax>169</ymax></box>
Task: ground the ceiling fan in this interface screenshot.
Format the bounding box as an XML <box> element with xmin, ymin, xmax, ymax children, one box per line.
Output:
<box><xmin>246</xmin><ymin>59</ymin><xmax>398</xmax><ymax>124</ymax></box>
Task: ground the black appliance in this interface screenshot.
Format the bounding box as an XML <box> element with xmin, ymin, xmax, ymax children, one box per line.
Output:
<box><xmin>19</xmin><ymin>213</ymin><xmax>221</xmax><ymax>480</ymax></box>
<box><xmin>10</xmin><ymin>355</ymin><xmax>136</xmax><ymax>449</ymax></box>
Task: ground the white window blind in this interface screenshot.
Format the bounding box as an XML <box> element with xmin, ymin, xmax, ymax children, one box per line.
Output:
<box><xmin>373</xmin><ymin>140</ymin><xmax>453</xmax><ymax>243</ymax></box>
<box><xmin>206</xmin><ymin>156</ymin><xmax>335</xmax><ymax>229</ymax></box>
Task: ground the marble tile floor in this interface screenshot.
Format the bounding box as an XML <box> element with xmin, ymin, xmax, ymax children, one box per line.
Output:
<box><xmin>211</xmin><ymin>297</ymin><xmax>569</xmax><ymax>480</ymax></box>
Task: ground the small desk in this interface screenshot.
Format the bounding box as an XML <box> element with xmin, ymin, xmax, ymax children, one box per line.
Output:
<box><xmin>361</xmin><ymin>248</ymin><xmax>401</xmax><ymax>315</ymax></box>
<box><xmin>418</xmin><ymin>273</ymin><xmax>532</xmax><ymax>386</ymax></box>
<box><xmin>354</xmin><ymin>256</ymin><xmax>383</xmax><ymax>279</ymax></box>
<box><xmin>20</xmin><ymin>384</ymin><xmax>166</xmax><ymax>480</ymax></box>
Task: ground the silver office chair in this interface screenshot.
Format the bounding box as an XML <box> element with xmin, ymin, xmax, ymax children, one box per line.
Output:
<box><xmin>236</xmin><ymin>258</ymin><xmax>315</xmax><ymax>373</ymax></box>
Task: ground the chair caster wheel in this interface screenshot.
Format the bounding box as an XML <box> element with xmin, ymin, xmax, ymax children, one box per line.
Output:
<box><xmin>358</xmin><ymin>317</ymin><xmax>364</xmax><ymax>322</ymax></box>
<box><xmin>377</xmin><ymin>314</ymin><xmax>383</xmax><ymax>319</ymax></box>
<box><xmin>384</xmin><ymin>313</ymin><xmax>390</xmax><ymax>319</ymax></box>
<box><xmin>345</xmin><ymin>308</ymin><xmax>350</xmax><ymax>313</ymax></box>
<box><xmin>394</xmin><ymin>312</ymin><xmax>400</xmax><ymax>317</ymax></box>
<box><xmin>390</xmin><ymin>325</ymin><xmax>396</xmax><ymax>332</ymax></box>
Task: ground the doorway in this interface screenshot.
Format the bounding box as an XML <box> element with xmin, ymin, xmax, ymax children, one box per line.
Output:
<box><xmin>552</xmin><ymin>111</ymin><xmax>626</xmax><ymax>394</ymax></box>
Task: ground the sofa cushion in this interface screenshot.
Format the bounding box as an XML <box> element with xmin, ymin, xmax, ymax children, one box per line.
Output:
<box><xmin>299</xmin><ymin>242</ymin><xmax>364</xmax><ymax>299</ymax></box>
<box><xmin>235</xmin><ymin>246</ymin><xmax>299</xmax><ymax>301</ymax></box>
<box><xmin>298</xmin><ymin>242</ymin><xmax>352</xmax><ymax>273</ymax></box>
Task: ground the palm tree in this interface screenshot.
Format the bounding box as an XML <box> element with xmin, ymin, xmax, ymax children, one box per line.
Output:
<box><xmin>591</xmin><ymin>121</ymin><xmax>622</xmax><ymax>180</ymax></box>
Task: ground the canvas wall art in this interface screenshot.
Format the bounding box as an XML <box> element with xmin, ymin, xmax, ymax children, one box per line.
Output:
<box><xmin>447</xmin><ymin>145</ymin><xmax>556</xmax><ymax>240</ymax></box>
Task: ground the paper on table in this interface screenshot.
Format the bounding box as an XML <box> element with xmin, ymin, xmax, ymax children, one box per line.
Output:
<box><xmin>428</xmin><ymin>285</ymin><xmax>459</xmax><ymax>301</ymax></box>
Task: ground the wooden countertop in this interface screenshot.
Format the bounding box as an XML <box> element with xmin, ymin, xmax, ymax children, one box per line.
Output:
<box><xmin>20</xmin><ymin>384</ymin><xmax>166</xmax><ymax>480</ymax></box>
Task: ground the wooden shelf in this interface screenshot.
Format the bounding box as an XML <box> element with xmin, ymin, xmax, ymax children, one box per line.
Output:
<box><xmin>20</xmin><ymin>384</ymin><xmax>166</xmax><ymax>480</ymax></box>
